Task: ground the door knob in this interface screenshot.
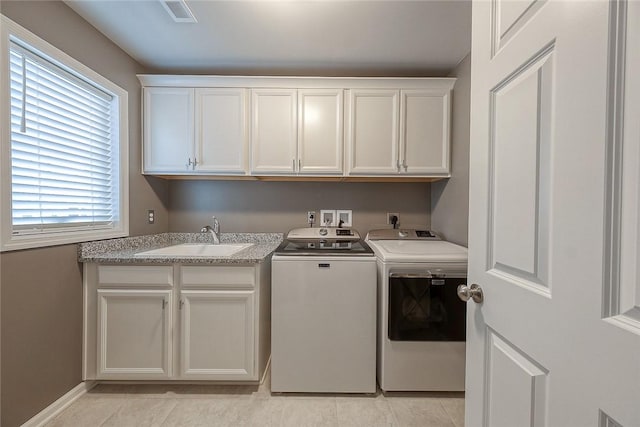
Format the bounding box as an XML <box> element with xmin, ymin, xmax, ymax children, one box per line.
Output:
<box><xmin>457</xmin><ymin>284</ymin><xmax>484</xmax><ymax>303</ymax></box>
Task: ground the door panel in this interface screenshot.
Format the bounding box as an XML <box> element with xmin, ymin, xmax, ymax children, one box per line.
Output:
<box><xmin>298</xmin><ymin>89</ymin><xmax>343</xmax><ymax>174</ymax></box>
<box><xmin>250</xmin><ymin>89</ymin><xmax>297</xmax><ymax>174</ymax></box>
<box><xmin>97</xmin><ymin>289</ymin><xmax>172</xmax><ymax>379</ymax></box>
<box><xmin>489</xmin><ymin>47</ymin><xmax>553</xmax><ymax>290</ymax></box>
<box><xmin>468</xmin><ymin>1</ymin><xmax>640</xmax><ymax>426</ymax></box>
<box><xmin>608</xmin><ymin>0</ymin><xmax>640</xmax><ymax>327</ymax></box>
<box><xmin>143</xmin><ymin>87</ymin><xmax>194</xmax><ymax>173</ymax></box>
<box><xmin>347</xmin><ymin>89</ymin><xmax>399</xmax><ymax>174</ymax></box>
<box><xmin>179</xmin><ymin>290</ymin><xmax>255</xmax><ymax>380</ymax></box>
<box><xmin>196</xmin><ymin>88</ymin><xmax>248</xmax><ymax>174</ymax></box>
<box><xmin>486</xmin><ymin>330</ymin><xmax>547</xmax><ymax>427</ymax></box>
<box><xmin>400</xmin><ymin>90</ymin><xmax>450</xmax><ymax>175</ymax></box>
<box><xmin>492</xmin><ymin>0</ymin><xmax>547</xmax><ymax>56</ymax></box>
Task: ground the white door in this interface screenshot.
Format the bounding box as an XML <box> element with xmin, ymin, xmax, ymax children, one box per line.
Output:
<box><xmin>142</xmin><ymin>87</ymin><xmax>194</xmax><ymax>173</ymax></box>
<box><xmin>96</xmin><ymin>289</ymin><xmax>172</xmax><ymax>380</ymax></box>
<box><xmin>179</xmin><ymin>290</ymin><xmax>255</xmax><ymax>380</ymax></box>
<box><xmin>195</xmin><ymin>88</ymin><xmax>248</xmax><ymax>174</ymax></box>
<box><xmin>298</xmin><ymin>89</ymin><xmax>344</xmax><ymax>175</ymax></box>
<box><xmin>400</xmin><ymin>89</ymin><xmax>450</xmax><ymax>175</ymax></box>
<box><xmin>250</xmin><ymin>89</ymin><xmax>297</xmax><ymax>174</ymax></box>
<box><xmin>467</xmin><ymin>1</ymin><xmax>640</xmax><ymax>426</ymax></box>
<box><xmin>346</xmin><ymin>89</ymin><xmax>399</xmax><ymax>175</ymax></box>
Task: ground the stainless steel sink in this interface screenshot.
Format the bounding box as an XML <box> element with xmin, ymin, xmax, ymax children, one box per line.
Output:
<box><xmin>134</xmin><ymin>243</ymin><xmax>253</xmax><ymax>258</ymax></box>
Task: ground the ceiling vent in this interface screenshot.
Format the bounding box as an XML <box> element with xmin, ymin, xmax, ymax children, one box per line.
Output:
<box><xmin>160</xmin><ymin>0</ymin><xmax>197</xmax><ymax>23</ymax></box>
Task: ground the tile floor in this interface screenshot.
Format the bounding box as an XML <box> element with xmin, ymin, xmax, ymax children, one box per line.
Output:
<box><xmin>45</xmin><ymin>373</ymin><xmax>464</xmax><ymax>427</ymax></box>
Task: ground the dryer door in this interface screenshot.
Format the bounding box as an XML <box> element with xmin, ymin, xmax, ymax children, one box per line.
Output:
<box><xmin>388</xmin><ymin>273</ymin><xmax>466</xmax><ymax>341</ymax></box>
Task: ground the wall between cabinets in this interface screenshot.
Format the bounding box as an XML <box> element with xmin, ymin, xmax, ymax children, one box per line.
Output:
<box><xmin>0</xmin><ymin>2</ymin><xmax>162</xmax><ymax>426</ymax></box>
<box><xmin>169</xmin><ymin>181</ymin><xmax>431</xmax><ymax>234</ymax></box>
<box><xmin>431</xmin><ymin>53</ymin><xmax>471</xmax><ymax>247</ymax></box>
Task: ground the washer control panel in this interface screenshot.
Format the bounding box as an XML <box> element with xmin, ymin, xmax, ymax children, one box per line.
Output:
<box><xmin>366</xmin><ymin>229</ymin><xmax>440</xmax><ymax>241</ymax></box>
<box><xmin>287</xmin><ymin>227</ymin><xmax>360</xmax><ymax>242</ymax></box>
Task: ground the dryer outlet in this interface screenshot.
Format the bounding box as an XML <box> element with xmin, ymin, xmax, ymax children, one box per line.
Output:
<box><xmin>387</xmin><ymin>213</ymin><xmax>399</xmax><ymax>226</ymax></box>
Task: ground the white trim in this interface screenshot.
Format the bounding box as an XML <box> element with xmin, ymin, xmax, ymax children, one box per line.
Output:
<box><xmin>138</xmin><ymin>74</ymin><xmax>457</xmax><ymax>91</ymax></box>
<box><xmin>260</xmin><ymin>356</ymin><xmax>271</xmax><ymax>385</ymax></box>
<box><xmin>22</xmin><ymin>381</ymin><xmax>96</xmax><ymax>427</ymax></box>
<box><xmin>0</xmin><ymin>15</ymin><xmax>129</xmax><ymax>252</ymax></box>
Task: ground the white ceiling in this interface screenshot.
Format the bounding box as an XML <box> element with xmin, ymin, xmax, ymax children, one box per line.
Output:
<box><xmin>64</xmin><ymin>0</ymin><xmax>471</xmax><ymax>76</ymax></box>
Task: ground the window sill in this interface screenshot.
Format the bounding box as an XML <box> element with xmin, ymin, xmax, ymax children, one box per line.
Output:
<box><xmin>1</xmin><ymin>228</ymin><xmax>129</xmax><ymax>252</ymax></box>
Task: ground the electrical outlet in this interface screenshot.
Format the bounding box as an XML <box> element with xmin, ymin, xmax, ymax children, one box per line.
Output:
<box><xmin>307</xmin><ymin>211</ymin><xmax>316</xmax><ymax>225</ymax></box>
<box><xmin>387</xmin><ymin>212</ymin><xmax>399</xmax><ymax>225</ymax></box>
<box><xmin>147</xmin><ymin>209</ymin><xmax>155</xmax><ymax>224</ymax></box>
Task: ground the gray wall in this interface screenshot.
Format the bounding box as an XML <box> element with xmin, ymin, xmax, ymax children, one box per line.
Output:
<box><xmin>1</xmin><ymin>246</ymin><xmax>83</xmax><ymax>427</ymax></box>
<box><xmin>431</xmin><ymin>54</ymin><xmax>471</xmax><ymax>246</ymax></box>
<box><xmin>169</xmin><ymin>181</ymin><xmax>431</xmax><ymax>235</ymax></box>
<box><xmin>0</xmin><ymin>2</ymin><xmax>166</xmax><ymax>425</ymax></box>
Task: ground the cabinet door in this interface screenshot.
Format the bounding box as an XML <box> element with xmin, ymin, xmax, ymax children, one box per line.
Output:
<box><xmin>298</xmin><ymin>89</ymin><xmax>344</xmax><ymax>174</ymax></box>
<box><xmin>346</xmin><ymin>89</ymin><xmax>399</xmax><ymax>175</ymax></box>
<box><xmin>179</xmin><ymin>290</ymin><xmax>256</xmax><ymax>380</ymax></box>
<box><xmin>143</xmin><ymin>87</ymin><xmax>194</xmax><ymax>173</ymax></box>
<box><xmin>251</xmin><ymin>89</ymin><xmax>297</xmax><ymax>174</ymax></box>
<box><xmin>400</xmin><ymin>90</ymin><xmax>451</xmax><ymax>175</ymax></box>
<box><xmin>97</xmin><ymin>289</ymin><xmax>172</xmax><ymax>379</ymax></box>
<box><xmin>196</xmin><ymin>88</ymin><xmax>248</xmax><ymax>174</ymax></box>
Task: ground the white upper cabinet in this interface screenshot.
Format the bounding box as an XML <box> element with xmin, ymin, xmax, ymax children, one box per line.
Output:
<box><xmin>251</xmin><ymin>88</ymin><xmax>344</xmax><ymax>175</ymax></box>
<box><xmin>400</xmin><ymin>90</ymin><xmax>450</xmax><ymax>175</ymax></box>
<box><xmin>346</xmin><ymin>88</ymin><xmax>452</xmax><ymax>176</ymax></box>
<box><xmin>251</xmin><ymin>89</ymin><xmax>298</xmax><ymax>174</ymax></box>
<box><xmin>143</xmin><ymin>87</ymin><xmax>249</xmax><ymax>174</ymax></box>
<box><xmin>143</xmin><ymin>87</ymin><xmax>194</xmax><ymax>173</ymax></box>
<box><xmin>298</xmin><ymin>89</ymin><xmax>344</xmax><ymax>175</ymax></box>
<box><xmin>139</xmin><ymin>75</ymin><xmax>454</xmax><ymax>179</ymax></box>
<box><xmin>346</xmin><ymin>89</ymin><xmax>400</xmax><ymax>174</ymax></box>
<box><xmin>195</xmin><ymin>88</ymin><xmax>249</xmax><ymax>174</ymax></box>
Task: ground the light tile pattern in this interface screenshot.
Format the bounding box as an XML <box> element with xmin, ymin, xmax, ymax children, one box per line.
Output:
<box><xmin>45</xmin><ymin>374</ymin><xmax>464</xmax><ymax>427</ymax></box>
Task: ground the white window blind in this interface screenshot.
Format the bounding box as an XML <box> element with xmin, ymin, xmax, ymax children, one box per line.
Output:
<box><xmin>9</xmin><ymin>40</ymin><xmax>120</xmax><ymax>234</ymax></box>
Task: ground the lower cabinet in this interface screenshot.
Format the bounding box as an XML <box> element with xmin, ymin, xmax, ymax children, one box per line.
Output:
<box><xmin>83</xmin><ymin>263</ymin><xmax>270</xmax><ymax>382</ymax></box>
<box><xmin>180</xmin><ymin>290</ymin><xmax>255</xmax><ymax>380</ymax></box>
<box><xmin>97</xmin><ymin>289</ymin><xmax>172</xmax><ymax>379</ymax></box>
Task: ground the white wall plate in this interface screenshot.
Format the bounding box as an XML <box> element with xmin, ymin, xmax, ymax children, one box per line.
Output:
<box><xmin>336</xmin><ymin>210</ymin><xmax>353</xmax><ymax>227</ymax></box>
<box><xmin>320</xmin><ymin>210</ymin><xmax>337</xmax><ymax>226</ymax></box>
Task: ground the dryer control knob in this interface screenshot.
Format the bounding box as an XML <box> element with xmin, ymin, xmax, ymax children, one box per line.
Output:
<box><xmin>319</xmin><ymin>228</ymin><xmax>328</xmax><ymax>236</ymax></box>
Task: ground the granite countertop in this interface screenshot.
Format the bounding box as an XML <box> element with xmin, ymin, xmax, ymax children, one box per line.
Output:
<box><xmin>78</xmin><ymin>232</ymin><xmax>283</xmax><ymax>265</ymax></box>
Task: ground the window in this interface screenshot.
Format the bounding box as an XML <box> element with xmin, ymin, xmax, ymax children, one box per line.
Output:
<box><xmin>1</xmin><ymin>16</ymin><xmax>129</xmax><ymax>251</ymax></box>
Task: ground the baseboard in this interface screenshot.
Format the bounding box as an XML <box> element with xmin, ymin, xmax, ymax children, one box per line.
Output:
<box><xmin>22</xmin><ymin>381</ymin><xmax>96</xmax><ymax>427</ymax></box>
<box><xmin>260</xmin><ymin>356</ymin><xmax>271</xmax><ymax>385</ymax></box>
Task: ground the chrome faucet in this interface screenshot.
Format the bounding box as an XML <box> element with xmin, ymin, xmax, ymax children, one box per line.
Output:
<box><xmin>200</xmin><ymin>216</ymin><xmax>220</xmax><ymax>244</ymax></box>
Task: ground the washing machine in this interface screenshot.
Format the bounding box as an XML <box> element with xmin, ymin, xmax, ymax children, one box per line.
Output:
<box><xmin>366</xmin><ymin>229</ymin><xmax>468</xmax><ymax>391</ymax></box>
<box><xmin>271</xmin><ymin>227</ymin><xmax>377</xmax><ymax>393</ymax></box>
